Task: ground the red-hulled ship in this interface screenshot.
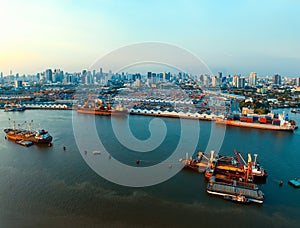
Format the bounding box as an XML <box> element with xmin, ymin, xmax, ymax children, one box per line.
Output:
<box><xmin>4</xmin><ymin>126</ymin><xmax>52</xmax><ymax>144</ymax></box>
<box><xmin>216</xmin><ymin>112</ymin><xmax>297</xmax><ymax>132</ymax></box>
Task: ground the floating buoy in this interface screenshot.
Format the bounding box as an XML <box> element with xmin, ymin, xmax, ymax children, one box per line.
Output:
<box><xmin>136</xmin><ymin>160</ymin><xmax>140</xmax><ymax>165</ymax></box>
<box><xmin>279</xmin><ymin>180</ymin><xmax>283</xmax><ymax>186</ymax></box>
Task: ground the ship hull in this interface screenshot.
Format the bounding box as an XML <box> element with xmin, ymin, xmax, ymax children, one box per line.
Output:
<box><xmin>215</xmin><ymin>119</ymin><xmax>295</xmax><ymax>131</ymax></box>
<box><xmin>4</xmin><ymin>129</ymin><xmax>53</xmax><ymax>144</ymax></box>
<box><xmin>6</xmin><ymin>134</ymin><xmax>52</xmax><ymax>143</ymax></box>
<box><xmin>77</xmin><ymin>109</ymin><xmax>112</xmax><ymax>115</ymax></box>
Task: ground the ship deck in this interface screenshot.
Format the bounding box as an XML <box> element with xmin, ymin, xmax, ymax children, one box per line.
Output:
<box><xmin>207</xmin><ymin>180</ymin><xmax>264</xmax><ymax>203</ymax></box>
<box><xmin>216</xmin><ymin>119</ymin><xmax>294</xmax><ymax>131</ymax></box>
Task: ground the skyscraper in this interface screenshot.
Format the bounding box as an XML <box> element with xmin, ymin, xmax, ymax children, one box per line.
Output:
<box><xmin>0</xmin><ymin>72</ymin><xmax>3</xmax><ymax>84</ymax></box>
<box><xmin>274</xmin><ymin>74</ymin><xmax>281</xmax><ymax>85</ymax></box>
<box><xmin>232</xmin><ymin>75</ymin><xmax>239</xmax><ymax>88</ymax></box>
<box><xmin>296</xmin><ymin>77</ymin><xmax>300</xmax><ymax>87</ymax></box>
<box><xmin>249</xmin><ymin>72</ymin><xmax>257</xmax><ymax>87</ymax></box>
<box><xmin>45</xmin><ymin>69</ymin><xmax>53</xmax><ymax>82</ymax></box>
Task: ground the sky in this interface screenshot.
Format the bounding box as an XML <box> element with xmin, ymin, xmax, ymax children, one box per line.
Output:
<box><xmin>0</xmin><ymin>0</ymin><xmax>300</xmax><ymax>77</ymax></box>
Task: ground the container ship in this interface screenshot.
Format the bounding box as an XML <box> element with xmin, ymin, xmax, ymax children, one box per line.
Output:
<box><xmin>215</xmin><ymin>112</ymin><xmax>297</xmax><ymax>132</ymax></box>
<box><xmin>4</xmin><ymin>121</ymin><xmax>52</xmax><ymax>144</ymax></box>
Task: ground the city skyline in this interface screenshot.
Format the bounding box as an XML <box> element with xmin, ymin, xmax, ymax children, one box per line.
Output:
<box><xmin>1</xmin><ymin>0</ymin><xmax>300</xmax><ymax>77</ymax></box>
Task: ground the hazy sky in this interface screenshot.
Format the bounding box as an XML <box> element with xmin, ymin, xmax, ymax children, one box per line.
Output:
<box><xmin>0</xmin><ymin>0</ymin><xmax>299</xmax><ymax>77</ymax></box>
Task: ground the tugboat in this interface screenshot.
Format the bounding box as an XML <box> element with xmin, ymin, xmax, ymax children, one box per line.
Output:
<box><xmin>223</xmin><ymin>193</ymin><xmax>250</xmax><ymax>204</ymax></box>
<box><xmin>4</xmin><ymin>120</ymin><xmax>52</xmax><ymax>145</ymax></box>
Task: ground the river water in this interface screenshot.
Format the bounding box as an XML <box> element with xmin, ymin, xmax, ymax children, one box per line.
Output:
<box><xmin>0</xmin><ymin>109</ymin><xmax>299</xmax><ymax>227</ymax></box>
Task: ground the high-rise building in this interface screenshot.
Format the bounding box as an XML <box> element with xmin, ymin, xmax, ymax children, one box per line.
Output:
<box><xmin>211</xmin><ymin>75</ymin><xmax>218</xmax><ymax>87</ymax></box>
<box><xmin>53</xmin><ymin>69</ymin><xmax>64</xmax><ymax>83</ymax></box>
<box><xmin>249</xmin><ymin>72</ymin><xmax>257</xmax><ymax>87</ymax></box>
<box><xmin>232</xmin><ymin>75</ymin><xmax>245</xmax><ymax>88</ymax></box>
<box><xmin>14</xmin><ymin>80</ymin><xmax>22</xmax><ymax>88</ymax></box>
<box><xmin>232</xmin><ymin>75</ymin><xmax>239</xmax><ymax>88</ymax></box>
<box><xmin>296</xmin><ymin>77</ymin><xmax>300</xmax><ymax>87</ymax></box>
<box><xmin>218</xmin><ymin>72</ymin><xmax>222</xmax><ymax>79</ymax></box>
<box><xmin>45</xmin><ymin>69</ymin><xmax>53</xmax><ymax>82</ymax></box>
<box><xmin>239</xmin><ymin>77</ymin><xmax>245</xmax><ymax>88</ymax></box>
<box><xmin>274</xmin><ymin>74</ymin><xmax>281</xmax><ymax>85</ymax></box>
<box><xmin>0</xmin><ymin>72</ymin><xmax>3</xmax><ymax>84</ymax></box>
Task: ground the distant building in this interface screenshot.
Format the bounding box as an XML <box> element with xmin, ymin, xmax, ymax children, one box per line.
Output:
<box><xmin>249</xmin><ymin>72</ymin><xmax>257</xmax><ymax>87</ymax></box>
<box><xmin>133</xmin><ymin>78</ymin><xmax>141</xmax><ymax>87</ymax></box>
<box><xmin>211</xmin><ymin>75</ymin><xmax>218</xmax><ymax>87</ymax></box>
<box><xmin>232</xmin><ymin>75</ymin><xmax>245</xmax><ymax>88</ymax></box>
<box><xmin>0</xmin><ymin>72</ymin><xmax>3</xmax><ymax>84</ymax></box>
<box><xmin>53</xmin><ymin>69</ymin><xmax>64</xmax><ymax>83</ymax></box>
<box><xmin>14</xmin><ymin>80</ymin><xmax>22</xmax><ymax>88</ymax></box>
<box><xmin>218</xmin><ymin>72</ymin><xmax>222</xmax><ymax>79</ymax></box>
<box><xmin>274</xmin><ymin>74</ymin><xmax>281</xmax><ymax>85</ymax></box>
<box><xmin>45</xmin><ymin>69</ymin><xmax>53</xmax><ymax>82</ymax></box>
<box><xmin>232</xmin><ymin>75</ymin><xmax>239</xmax><ymax>88</ymax></box>
<box><xmin>296</xmin><ymin>77</ymin><xmax>300</xmax><ymax>87</ymax></box>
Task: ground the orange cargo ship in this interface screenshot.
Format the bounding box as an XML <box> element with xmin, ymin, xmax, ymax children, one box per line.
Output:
<box><xmin>4</xmin><ymin>128</ymin><xmax>52</xmax><ymax>144</ymax></box>
<box><xmin>77</xmin><ymin>108</ymin><xmax>112</xmax><ymax>115</ymax></box>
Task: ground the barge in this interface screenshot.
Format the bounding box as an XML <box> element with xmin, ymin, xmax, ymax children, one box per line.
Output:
<box><xmin>206</xmin><ymin>177</ymin><xmax>264</xmax><ymax>204</ymax></box>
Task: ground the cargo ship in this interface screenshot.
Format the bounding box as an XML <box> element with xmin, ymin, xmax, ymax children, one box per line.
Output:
<box><xmin>4</xmin><ymin>121</ymin><xmax>52</xmax><ymax>144</ymax></box>
<box><xmin>77</xmin><ymin>98</ymin><xmax>112</xmax><ymax>115</ymax></box>
<box><xmin>215</xmin><ymin>112</ymin><xmax>297</xmax><ymax>131</ymax></box>
<box><xmin>204</xmin><ymin>151</ymin><xmax>267</xmax><ymax>183</ymax></box>
<box><xmin>179</xmin><ymin>151</ymin><xmax>217</xmax><ymax>173</ymax></box>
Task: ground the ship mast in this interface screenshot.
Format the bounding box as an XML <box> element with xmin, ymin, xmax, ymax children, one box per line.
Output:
<box><xmin>246</xmin><ymin>154</ymin><xmax>253</xmax><ymax>182</ymax></box>
<box><xmin>29</xmin><ymin>120</ymin><xmax>33</xmax><ymax>132</ymax></box>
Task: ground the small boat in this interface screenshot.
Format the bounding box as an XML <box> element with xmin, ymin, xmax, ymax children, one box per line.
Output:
<box><xmin>291</xmin><ymin>109</ymin><xmax>300</xmax><ymax>114</ymax></box>
<box><xmin>224</xmin><ymin>194</ymin><xmax>250</xmax><ymax>204</ymax></box>
<box><xmin>16</xmin><ymin>140</ymin><xmax>34</xmax><ymax>147</ymax></box>
<box><xmin>92</xmin><ymin>151</ymin><xmax>101</xmax><ymax>155</ymax></box>
<box><xmin>288</xmin><ymin>178</ymin><xmax>300</xmax><ymax>188</ymax></box>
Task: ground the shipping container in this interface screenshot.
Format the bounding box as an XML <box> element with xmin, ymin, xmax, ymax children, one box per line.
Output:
<box><xmin>259</xmin><ymin>117</ymin><xmax>267</xmax><ymax>124</ymax></box>
<box><xmin>246</xmin><ymin>117</ymin><xmax>254</xmax><ymax>123</ymax></box>
<box><xmin>233</xmin><ymin>115</ymin><xmax>240</xmax><ymax>120</ymax></box>
<box><xmin>253</xmin><ymin>116</ymin><xmax>259</xmax><ymax>122</ymax></box>
<box><xmin>240</xmin><ymin>117</ymin><xmax>248</xmax><ymax>122</ymax></box>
